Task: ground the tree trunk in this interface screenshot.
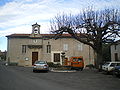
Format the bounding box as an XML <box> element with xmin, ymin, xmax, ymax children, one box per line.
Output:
<box><xmin>96</xmin><ymin>51</ymin><xmax>103</xmax><ymax>69</ymax></box>
<box><xmin>94</xmin><ymin>42</ymin><xmax>103</xmax><ymax>68</ymax></box>
<box><xmin>94</xmin><ymin>30</ymin><xmax>103</xmax><ymax>68</ymax></box>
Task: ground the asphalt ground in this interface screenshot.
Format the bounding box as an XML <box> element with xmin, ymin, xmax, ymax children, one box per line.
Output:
<box><xmin>0</xmin><ymin>61</ymin><xmax>120</xmax><ymax>90</ymax></box>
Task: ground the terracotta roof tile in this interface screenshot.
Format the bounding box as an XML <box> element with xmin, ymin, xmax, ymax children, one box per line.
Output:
<box><xmin>7</xmin><ymin>33</ymin><xmax>71</xmax><ymax>36</ymax></box>
<box><xmin>6</xmin><ymin>33</ymin><xmax>73</xmax><ymax>38</ymax></box>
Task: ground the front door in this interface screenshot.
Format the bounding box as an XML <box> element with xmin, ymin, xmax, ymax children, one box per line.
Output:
<box><xmin>32</xmin><ymin>52</ymin><xmax>38</xmax><ymax>65</ymax></box>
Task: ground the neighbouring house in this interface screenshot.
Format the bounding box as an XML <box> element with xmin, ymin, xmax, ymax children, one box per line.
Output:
<box><xmin>111</xmin><ymin>40</ymin><xmax>120</xmax><ymax>61</ymax></box>
<box><xmin>6</xmin><ymin>23</ymin><xmax>95</xmax><ymax>67</ymax></box>
<box><xmin>0</xmin><ymin>50</ymin><xmax>7</xmax><ymax>60</ymax></box>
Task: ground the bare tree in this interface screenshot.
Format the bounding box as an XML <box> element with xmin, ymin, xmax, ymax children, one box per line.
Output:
<box><xmin>50</xmin><ymin>8</ymin><xmax>120</xmax><ymax>68</ymax></box>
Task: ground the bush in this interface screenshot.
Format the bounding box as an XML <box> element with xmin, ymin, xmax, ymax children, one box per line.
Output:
<box><xmin>53</xmin><ymin>63</ymin><xmax>61</xmax><ymax>68</ymax></box>
<box><xmin>47</xmin><ymin>62</ymin><xmax>61</xmax><ymax>68</ymax></box>
<box><xmin>47</xmin><ymin>62</ymin><xmax>54</xmax><ymax>67</ymax></box>
<box><xmin>86</xmin><ymin>64</ymin><xmax>95</xmax><ymax>69</ymax></box>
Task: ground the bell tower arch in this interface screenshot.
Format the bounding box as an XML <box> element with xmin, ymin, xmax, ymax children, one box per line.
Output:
<box><xmin>30</xmin><ymin>23</ymin><xmax>41</xmax><ymax>37</ymax></box>
<box><xmin>32</xmin><ymin>23</ymin><xmax>41</xmax><ymax>35</ymax></box>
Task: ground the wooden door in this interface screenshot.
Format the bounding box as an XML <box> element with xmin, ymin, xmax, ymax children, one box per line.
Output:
<box><xmin>32</xmin><ymin>52</ymin><xmax>38</xmax><ymax>65</ymax></box>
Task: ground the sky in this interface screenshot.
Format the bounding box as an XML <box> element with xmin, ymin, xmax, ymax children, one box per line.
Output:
<box><xmin>0</xmin><ymin>0</ymin><xmax>120</xmax><ymax>51</ymax></box>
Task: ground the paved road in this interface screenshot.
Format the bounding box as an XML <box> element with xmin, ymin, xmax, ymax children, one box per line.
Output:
<box><xmin>0</xmin><ymin>61</ymin><xmax>120</xmax><ymax>90</ymax></box>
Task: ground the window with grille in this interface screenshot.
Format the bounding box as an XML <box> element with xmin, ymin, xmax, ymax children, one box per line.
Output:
<box><xmin>54</xmin><ymin>53</ymin><xmax>60</xmax><ymax>62</ymax></box>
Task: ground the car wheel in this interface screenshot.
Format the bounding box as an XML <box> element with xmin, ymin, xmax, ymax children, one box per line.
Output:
<box><xmin>33</xmin><ymin>70</ymin><xmax>36</xmax><ymax>73</ymax></box>
<box><xmin>80</xmin><ymin>68</ymin><xmax>83</xmax><ymax>71</ymax></box>
<box><xmin>112</xmin><ymin>70</ymin><xmax>116</xmax><ymax>77</ymax></box>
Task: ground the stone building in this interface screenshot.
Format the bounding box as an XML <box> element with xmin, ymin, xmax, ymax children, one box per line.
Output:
<box><xmin>111</xmin><ymin>40</ymin><xmax>120</xmax><ymax>61</ymax></box>
<box><xmin>6</xmin><ymin>23</ymin><xmax>95</xmax><ymax>67</ymax></box>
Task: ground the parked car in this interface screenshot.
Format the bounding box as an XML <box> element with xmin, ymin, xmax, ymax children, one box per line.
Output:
<box><xmin>102</xmin><ymin>62</ymin><xmax>120</xmax><ymax>74</ymax></box>
<box><xmin>113</xmin><ymin>65</ymin><xmax>120</xmax><ymax>77</ymax></box>
<box><xmin>33</xmin><ymin>61</ymin><xmax>49</xmax><ymax>72</ymax></box>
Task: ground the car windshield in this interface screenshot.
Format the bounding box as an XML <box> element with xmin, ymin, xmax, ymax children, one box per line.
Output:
<box><xmin>110</xmin><ymin>63</ymin><xmax>116</xmax><ymax>67</ymax></box>
<box><xmin>78</xmin><ymin>58</ymin><xmax>82</xmax><ymax>62</ymax></box>
<box><xmin>35</xmin><ymin>61</ymin><xmax>46</xmax><ymax>64</ymax></box>
<box><xmin>73</xmin><ymin>58</ymin><xmax>77</xmax><ymax>62</ymax></box>
<box><xmin>103</xmin><ymin>62</ymin><xmax>109</xmax><ymax>66</ymax></box>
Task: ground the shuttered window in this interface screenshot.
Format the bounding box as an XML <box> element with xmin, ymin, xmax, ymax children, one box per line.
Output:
<box><xmin>63</xmin><ymin>44</ymin><xmax>68</xmax><ymax>51</ymax></box>
<box><xmin>22</xmin><ymin>45</ymin><xmax>26</xmax><ymax>53</ymax></box>
<box><xmin>47</xmin><ymin>45</ymin><xmax>51</xmax><ymax>53</ymax></box>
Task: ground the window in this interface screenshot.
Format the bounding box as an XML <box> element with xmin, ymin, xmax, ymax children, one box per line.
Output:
<box><xmin>22</xmin><ymin>45</ymin><xmax>26</xmax><ymax>53</ymax></box>
<box><xmin>114</xmin><ymin>45</ymin><xmax>117</xmax><ymax>50</ymax></box>
<box><xmin>47</xmin><ymin>45</ymin><xmax>51</xmax><ymax>53</ymax></box>
<box><xmin>78</xmin><ymin>58</ymin><xmax>82</xmax><ymax>62</ymax></box>
<box><xmin>104</xmin><ymin>62</ymin><xmax>110</xmax><ymax>66</ymax></box>
<box><xmin>54</xmin><ymin>53</ymin><xmax>60</xmax><ymax>62</ymax></box>
<box><xmin>116</xmin><ymin>63</ymin><xmax>120</xmax><ymax>66</ymax></box>
<box><xmin>73</xmin><ymin>58</ymin><xmax>77</xmax><ymax>62</ymax></box>
<box><xmin>115</xmin><ymin>53</ymin><xmax>118</xmax><ymax>61</ymax></box>
<box><xmin>110</xmin><ymin>63</ymin><xmax>115</xmax><ymax>67</ymax></box>
<box><xmin>63</xmin><ymin>44</ymin><xmax>68</xmax><ymax>51</ymax></box>
<box><xmin>78</xmin><ymin>43</ymin><xmax>83</xmax><ymax>51</ymax></box>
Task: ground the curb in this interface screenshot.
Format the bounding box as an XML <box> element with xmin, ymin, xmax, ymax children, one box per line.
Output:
<box><xmin>50</xmin><ymin>69</ymin><xmax>77</xmax><ymax>72</ymax></box>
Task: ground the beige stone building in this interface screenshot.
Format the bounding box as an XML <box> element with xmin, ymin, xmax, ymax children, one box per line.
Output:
<box><xmin>6</xmin><ymin>23</ymin><xmax>95</xmax><ymax>67</ymax></box>
<box><xmin>111</xmin><ymin>40</ymin><xmax>120</xmax><ymax>61</ymax></box>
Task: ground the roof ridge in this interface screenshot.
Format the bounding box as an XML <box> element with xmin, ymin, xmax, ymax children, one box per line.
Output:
<box><xmin>6</xmin><ymin>33</ymin><xmax>73</xmax><ymax>38</ymax></box>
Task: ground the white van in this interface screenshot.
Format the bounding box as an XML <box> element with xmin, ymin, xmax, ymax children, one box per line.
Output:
<box><xmin>102</xmin><ymin>62</ymin><xmax>120</xmax><ymax>72</ymax></box>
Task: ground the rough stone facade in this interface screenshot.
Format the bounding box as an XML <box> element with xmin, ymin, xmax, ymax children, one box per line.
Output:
<box><xmin>6</xmin><ymin>23</ymin><xmax>95</xmax><ymax>67</ymax></box>
<box><xmin>111</xmin><ymin>40</ymin><xmax>120</xmax><ymax>61</ymax></box>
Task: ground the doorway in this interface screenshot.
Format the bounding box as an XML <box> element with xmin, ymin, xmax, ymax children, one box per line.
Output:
<box><xmin>32</xmin><ymin>52</ymin><xmax>38</xmax><ymax>65</ymax></box>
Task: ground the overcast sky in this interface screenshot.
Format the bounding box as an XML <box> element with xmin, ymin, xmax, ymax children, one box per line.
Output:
<box><xmin>0</xmin><ymin>0</ymin><xmax>120</xmax><ymax>51</ymax></box>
